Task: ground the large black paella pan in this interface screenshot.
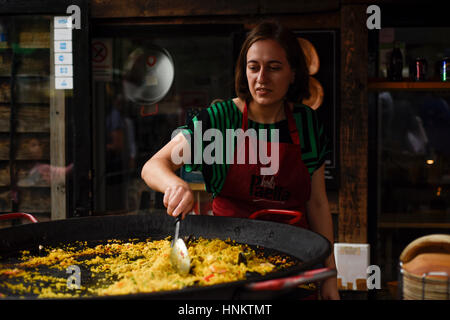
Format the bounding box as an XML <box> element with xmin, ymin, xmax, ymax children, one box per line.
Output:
<box><xmin>0</xmin><ymin>211</ymin><xmax>334</xmax><ymax>299</ymax></box>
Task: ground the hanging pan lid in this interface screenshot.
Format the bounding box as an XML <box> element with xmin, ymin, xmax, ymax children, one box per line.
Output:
<box><xmin>302</xmin><ymin>77</ymin><xmax>324</xmax><ymax>110</ymax></box>
<box><xmin>122</xmin><ymin>45</ymin><xmax>175</xmax><ymax>105</ymax></box>
<box><xmin>298</xmin><ymin>37</ymin><xmax>320</xmax><ymax>76</ymax></box>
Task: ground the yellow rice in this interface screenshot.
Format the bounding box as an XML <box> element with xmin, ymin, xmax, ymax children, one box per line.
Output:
<box><xmin>0</xmin><ymin>237</ymin><xmax>293</xmax><ymax>298</ymax></box>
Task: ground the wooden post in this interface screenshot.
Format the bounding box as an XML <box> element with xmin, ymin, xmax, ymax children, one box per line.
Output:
<box><xmin>339</xmin><ymin>5</ymin><xmax>368</xmax><ymax>243</ymax></box>
<box><xmin>49</xmin><ymin>21</ymin><xmax>66</xmax><ymax>220</ymax></box>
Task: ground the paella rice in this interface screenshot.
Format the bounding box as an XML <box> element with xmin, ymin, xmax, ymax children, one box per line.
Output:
<box><xmin>0</xmin><ymin>237</ymin><xmax>295</xmax><ymax>298</ymax></box>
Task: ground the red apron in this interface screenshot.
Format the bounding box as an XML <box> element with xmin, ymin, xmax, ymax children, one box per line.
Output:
<box><xmin>212</xmin><ymin>102</ymin><xmax>311</xmax><ymax>229</ymax></box>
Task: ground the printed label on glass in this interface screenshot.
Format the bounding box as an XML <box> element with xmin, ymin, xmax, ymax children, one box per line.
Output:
<box><xmin>54</xmin><ymin>28</ymin><xmax>72</xmax><ymax>41</ymax></box>
<box><xmin>54</xmin><ymin>41</ymin><xmax>72</xmax><ymax>53</ymax></box>
<box><xmin>54</xmin><ymin>16</ymin><xmax>72</xmax><ymax>29</ymax></box>
<box><xmin>55</xmin><ymin>65</ymin><xmax>73</xmax><ymax>77</ymax></box>
<box><xmin>54</xmin><ymin>53</ymin><xmax>73</xmax><ymax>65</ymax></box>
<box><xmin>55</xmin><ymin>77</ymin><xmax>73</xmax><ymax>90</ymax></box>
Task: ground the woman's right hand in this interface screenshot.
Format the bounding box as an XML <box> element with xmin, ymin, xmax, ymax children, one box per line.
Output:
<box><xmin>163</xmin><ymin>184</ymin><xmax>195</xmax><ymax>219</ymax></box>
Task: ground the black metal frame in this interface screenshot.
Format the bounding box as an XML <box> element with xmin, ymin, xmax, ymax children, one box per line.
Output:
<box><xmin>293</xmin><ymin>29</ymin><xmax>340</xmax><ymax>190</ymax></box>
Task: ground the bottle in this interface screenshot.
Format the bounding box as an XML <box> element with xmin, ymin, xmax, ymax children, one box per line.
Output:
<box><xmin>412</xmin><ymin>57</ymin><xmax>427</xmax><ymax>81</ymax></box>
<box><xmin>389</xmin><ymin>42</ymin><xmax>403</xmax><ymax>81</ymax></box>
<box><xmin>440</xmin><ymin>57</ymin><xmax>449</xmax><ymax>82</ymax></box>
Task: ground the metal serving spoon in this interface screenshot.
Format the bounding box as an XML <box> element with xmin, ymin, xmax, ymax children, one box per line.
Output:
<box><xmin>170</xmin><ymin>215</ymin><xmax>191</xmax><ymax>275</ymax></box>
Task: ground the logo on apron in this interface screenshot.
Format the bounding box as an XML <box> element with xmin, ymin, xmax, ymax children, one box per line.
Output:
<box><xmin>249</xmin><ymin>174</ymin><xmax>290</xmax><ymax>203</ymax></box>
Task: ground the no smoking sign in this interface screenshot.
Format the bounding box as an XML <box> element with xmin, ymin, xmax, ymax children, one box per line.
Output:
<box><xmin>91</xmin><ymin>39</ymin><xmax>112</xmax><ymax>82</ymax></box>
<box><xmin>92</xmin><ymin>41</ymin><xmax>108</xmax><ymax>63</ymax></box>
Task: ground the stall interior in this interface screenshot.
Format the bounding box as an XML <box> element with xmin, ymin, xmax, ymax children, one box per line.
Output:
<box><xmin>368</xmin><ymin>27</ymin><xmax>450</xmax><ymax>290</ymax></box>
<box><xmin>91</xmin><ymin>25</ymin><xmax>242</xmax><ymax>215</ymax></box>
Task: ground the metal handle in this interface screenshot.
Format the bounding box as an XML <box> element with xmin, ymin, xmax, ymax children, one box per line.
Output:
<box><xmin>245</xmin><ymin>267</ymin><xmax>336</xmax><ymax>291</ymax></box>
<box><xmin>249</xmin><ymin>209</ymin><xmax>303</xmax><ymax>225</ymax></box>
<box><xmin>171</xmin><ymin>215</ymin><xmax>181</xmax><ymax>247</ymax></box>
<box><xmin>0</xmin><ymin>213</ymin><xmax>39</xmax><ymax>224</ymax></box>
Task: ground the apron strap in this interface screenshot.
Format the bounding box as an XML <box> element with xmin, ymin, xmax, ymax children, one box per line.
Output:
<box><xmin>242</xmin><ymin>101</ymin><xmax>249</xmax><ymax>131</ymax></box>
<box><xmin>284</xmin><ymin>102</ymin><xmax>301</xmax><ymax>146</ymax></box>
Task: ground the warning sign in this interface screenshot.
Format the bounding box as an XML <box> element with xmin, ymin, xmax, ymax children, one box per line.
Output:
<box><xmin>92</xmin><ymin>38</ymin><xmax>112</xmax><ymax>82</ymax></box>
<box><xmin>146</xmin><ymin>55</ymin><xmax>157</xmax><ymax>67</ymax></box>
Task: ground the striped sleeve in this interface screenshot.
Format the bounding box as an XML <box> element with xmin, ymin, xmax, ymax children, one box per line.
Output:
<box><xmin>293</xmin><ymin>105</ymin><xmax>331</xmax><ymax>175</ymax></box>
<box><xmin>179</xmin><ymin>109</ymin><xmax>210</xmax><ymax>173</ymax></box>
<box><xmin>178</xmin><ymin>100</ymin><xmax>242</xmax><ymax>197</ymax></box>
<box><xmin>313</xmin><ymin>108</ymin><xmax>331</xmax><ymax>173</ymax></box>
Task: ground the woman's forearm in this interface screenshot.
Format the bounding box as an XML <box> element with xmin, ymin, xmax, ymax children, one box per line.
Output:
<box><xmin>307</xmin><ymin>194</ymin><xmax>340</xmax><ymax>299</ymax></box>
<box><xmin>307</xmin><ymin>200</ymin><xmax>336</xmax><ymax>268</ymax></box>
<box><xmin>306</xmin><ymin>165</ymin><xmax>336</xmax><ymax>269</ymax></box>
<box><xmin>141</xmin><ymin>157</ymin><xmax>188</xmax><ymax>193</ymax></box>
<box><xmin>141</xmin><ymin>132</ymin><xmax>190</xmax><ymax>193</ymax></box>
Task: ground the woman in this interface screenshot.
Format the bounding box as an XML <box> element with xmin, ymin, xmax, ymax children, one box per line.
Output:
<box><xmin>141</xmin><ymin>20</ymin><xmax>339</xmax><ymax>300</ymax></box>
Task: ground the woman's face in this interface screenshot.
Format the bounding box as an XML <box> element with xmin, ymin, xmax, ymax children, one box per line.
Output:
<box><xmin>246</xmin><ymin>39</ymin><xmax>295</xmax><ymax>107</ymax></box>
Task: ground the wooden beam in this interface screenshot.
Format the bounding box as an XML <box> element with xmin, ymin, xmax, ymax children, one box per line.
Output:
<box><xmin>0</xmin><ymin>105</ymin><xmax>9</xmax><ymax>132</ymax></box>
<box><xmin>0</xmin><ymin>134</ymin><xmax>50</xmax><ymax>161</ymax></box>
<box><xmin>338</xmin><ymin>5</ymin><xmax>368</xmax><ymax>243</ymax></box>
<box><xmin>93</xmin><ymin>13</ymin><xmax>340</xmax><ymax>30</ymax></box>
<box><xmin>0</xmin><ymin>188</ymin><xmax>11</xmax><ymax>212</ymax></box>
<box><xmin>49</xmin><ymin>23</ymin><xmax>66</xmax><ymax>221</ymax></box>
<box><xmin>0</xmin><ymin>162</ymin><xmax>9</xmax><ymax>187</ymax></box>
<box><xmin>0</xmin><ymin>105</ymin><xmax>50</xmax><ymax>133</ymax></box>
<box><xmin>17</xmin><ymin>188</ymin><xmax>51</xmax><ymax>213</ymax></box>
<box><xmin>91</xmin><ymin>0</ymin><xmax>339</xmax><ymax>18</ymax></box>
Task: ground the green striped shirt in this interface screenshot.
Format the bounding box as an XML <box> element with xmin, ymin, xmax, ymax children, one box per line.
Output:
<box><xmin>179</xmin><ymin>99</ymin><xmax>330</xmax><ymax>197</ymax></box>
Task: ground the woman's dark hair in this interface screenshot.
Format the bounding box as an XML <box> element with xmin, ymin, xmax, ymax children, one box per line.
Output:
<box><xmin>235</xmin><ymin>20</ymin><xmax>310</xmax><ymax>103</ymax></box>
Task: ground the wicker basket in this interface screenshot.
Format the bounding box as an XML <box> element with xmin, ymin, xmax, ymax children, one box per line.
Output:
<box><xmin>399</xmin><ymin>234</ymin><xmax>450</xmax><ymax>300</ymax></box>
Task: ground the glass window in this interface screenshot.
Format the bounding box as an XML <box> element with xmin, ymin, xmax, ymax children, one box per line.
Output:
<box><xmin>369</xmin><ymin>27</ymin><xmax>450</xmax><ymax>289</ymax></box>
<box><xmin>378</xmin><ymin>91</ymin><xmax>450</xmax><ymax>217</ymax></box>
<box><xmin>0</xmin><ymin>15</ymin><xmax>74</xmax><ymax>224</ymax></box>
<box><xmin>92</xmin><ymin>29</ymin><xmax>238</xmax><ymax>214</ymax></box>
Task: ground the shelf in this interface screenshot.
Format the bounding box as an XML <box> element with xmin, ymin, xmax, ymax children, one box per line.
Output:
<box><xmin>0</xmin><ymin>75</ymin><xmax>49</xmax><ymax>78</ymax></box>
<box><xmin>379</xmin><ymin>212</ymin><xmax>450</xmax><ymax>229</ymax></box>
<box><xmin>379</xmin><ymin>222</ymin><xmax>450</xmax><ymax>229</ymax></box>
<box><xmin>0</xmin><ymin>46</ymin><xmax>50</xmax><ymax>50</ymax></box>
<box><xmin>368</xmin><ymin>80</ymin><xmax>450</xmax><ymax>90</ymax></box>
<box><xmin>188</xmin><ymin>182</ymin><xmax>206</xmax><ymax>191</ymax></box>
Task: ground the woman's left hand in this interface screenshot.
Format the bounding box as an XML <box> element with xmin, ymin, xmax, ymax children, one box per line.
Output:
<box><xmin>320</xmin><ymin>276</ymin><xmax>340</xmax><ymax>300</ymax></box>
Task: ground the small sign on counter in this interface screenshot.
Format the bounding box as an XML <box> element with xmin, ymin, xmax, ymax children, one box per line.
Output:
<box><xmin>334</xmin><ymin>243</ymin><xmax>370</xmax><ymax>291</ymax></box>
